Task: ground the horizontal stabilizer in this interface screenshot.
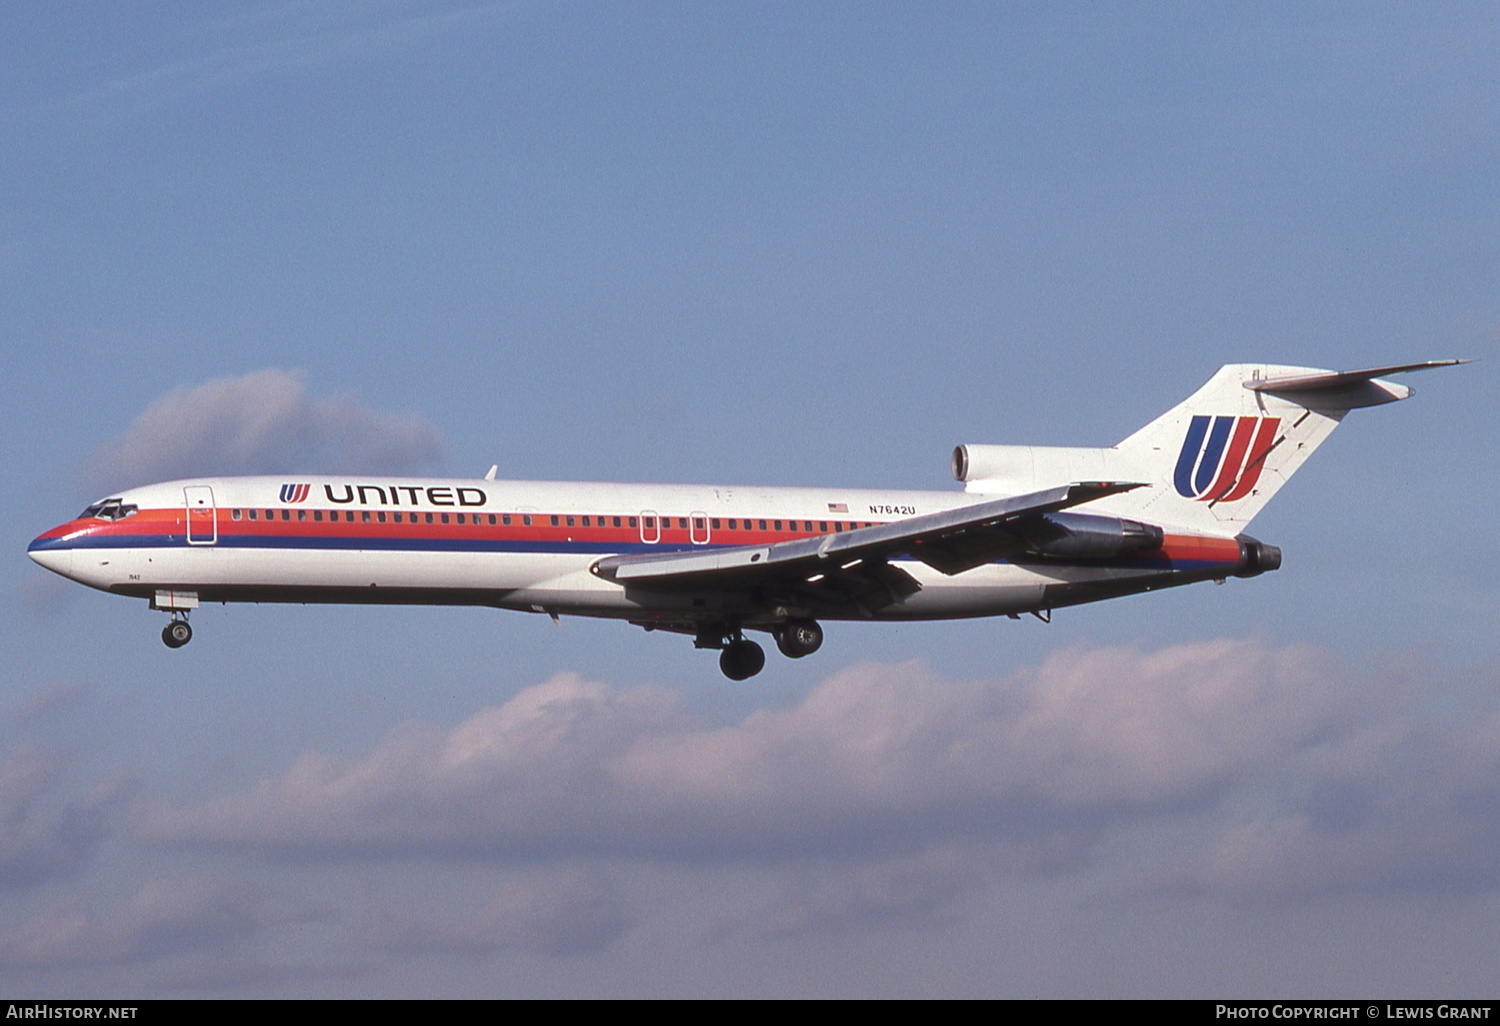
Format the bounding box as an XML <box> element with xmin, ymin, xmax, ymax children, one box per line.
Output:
<box><xmin>1245</xmin><ymin>360</ymin><xmax>1469</xmax><ymax>409</ymax></box>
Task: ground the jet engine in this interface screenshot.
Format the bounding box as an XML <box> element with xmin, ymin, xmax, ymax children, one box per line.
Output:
<box><xmin>1019</xmin><ymin>512</ymin><xmax>1163</xmax><ymax>559</ymax></box>
<box><xmin>1233</xmin><ymin>536</ymin><xmax>1282</xmax><ymax>577</ymax></box>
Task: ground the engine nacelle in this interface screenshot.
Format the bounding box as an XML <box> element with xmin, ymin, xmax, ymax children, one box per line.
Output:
<box><xmin>1020</xmin><ymin>512</ymin><xmax>1163</xmax><ymax>559</ymax></box>
<box><xmin>1233</xmin><ymin>535</ymin><xmax>1282</xmax><ymax>577</ymax></box>
<box><xmin>952</xmin><ymin>443</ymin><xmax>1133</xmax><ymax>494</ymax></box>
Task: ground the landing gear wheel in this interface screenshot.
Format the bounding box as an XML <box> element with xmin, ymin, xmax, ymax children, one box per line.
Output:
<box><xmin>719</xmin><ymin>639</ymin><xmax>766</xmax><ymax>680</ymax></box>
<box><xmin>774</xmin><ymin>619</ymin><xmax>823</xmax><ymax>659</ymax></box>
<box><xmin>162</xmin><ymin>620</ymin><xmax>192</xmax><ymax>649</ymax></box>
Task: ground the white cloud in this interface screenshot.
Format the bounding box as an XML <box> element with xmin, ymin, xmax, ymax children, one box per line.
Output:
<box><xmin>136</xmin><ymin>642</ymin><xmax>1500</xmax><ymax>910</ymax></box>
<box><xmin>1159</xmin><ymin>701</ymin><xmax>1500</xmax><ymax>899</ymax></box>
<box><xmin>0</xmin><ymin>751</ymin><xmax>126</xmax><ymax>890</ymax></box>
<box><xmin>369</xmin><ymin>868</ymin><xmax>635</xmax><ymax>957</ymax></box>
<box><xmin>86</xmin><ymin>368</ymin><xmax>446</xmax><ymax>489</ymax></box>
<box><xmin>711</xmin><ymin>843</ymin><xmax>985</xmax><ymax>941</ymax></box>
<box><xmin>139</xmin><ymin>641</ymin><xmax>1356</xmax><ymax>866</ymax></box>
<box><xmin>0</xmin><ymin>877</ymin><xmax>269</xmax><ymax>967</ymax></box>
<box><xmin>12</xmin><ymin>642</ymin><xmax>1500</xmax><ymax>984</ymax></box>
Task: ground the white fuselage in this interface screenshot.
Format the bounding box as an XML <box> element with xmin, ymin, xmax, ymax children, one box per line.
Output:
<box><xmin>29</xmin><ymin>475</ymin><xmax>1248</xmax><ymax>632</ymax></box>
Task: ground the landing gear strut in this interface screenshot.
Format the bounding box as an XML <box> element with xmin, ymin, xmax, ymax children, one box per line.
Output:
<box><xmin>161</xmin><ymin>617</ymin><xmax>192</xmax><ymax>649</ymax></box>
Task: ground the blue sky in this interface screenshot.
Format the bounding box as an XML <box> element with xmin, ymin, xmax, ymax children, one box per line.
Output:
<box><xmin>1</xmin><ymin>2</ymin><xmax>1496</xmax><ymax>996</ymax></box>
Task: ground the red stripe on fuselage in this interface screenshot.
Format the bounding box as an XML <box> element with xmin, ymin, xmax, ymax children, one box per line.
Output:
<box><xmin>1153</xmin><ymin>533</ymin><xmax>1242</xmax><ymax>565</ymax></box>
<box><xmin>45</xmin><ymin>508</ymin><xmax>1248</xmax><ymax>577</ymax></box>
<box><xmin>43</xmin><ymin>508</ymin><xmax>882</xmax><ymax>548</ymax></box>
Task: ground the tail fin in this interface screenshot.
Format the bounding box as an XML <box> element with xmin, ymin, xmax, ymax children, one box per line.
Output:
<box><xmin>955</xmin><ymin>361</ymin><xmax>1464</xmax><ymax>534</ymax></box>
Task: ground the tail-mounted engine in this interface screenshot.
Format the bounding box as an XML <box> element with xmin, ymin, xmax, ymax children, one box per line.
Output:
<box><xmin>1233</xmin><ymin>535</ymin><xmax>1282</xmax><ymax>577</ymax></box>
<box><xmin>1019</xmin><ymin>512</ymin><xmax>1164</xmax><ymax>560</ymax></box>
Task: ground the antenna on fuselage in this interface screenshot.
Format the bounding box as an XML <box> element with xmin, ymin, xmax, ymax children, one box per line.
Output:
<box><xmin>484</xmin><ymin>465</ymin><xmax>497</xmax><ymax>481</ymax></box>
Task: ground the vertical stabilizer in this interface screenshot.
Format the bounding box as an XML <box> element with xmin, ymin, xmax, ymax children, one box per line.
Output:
<box><xmin>1104</xmin><ymin>363</ymin><xmax>1347</xmax><ymax>532</ymax></box>
<box><xmin>955</xmin><ymin>361</ymin><xmax>1463</xmax><ymax>535</ymax></box>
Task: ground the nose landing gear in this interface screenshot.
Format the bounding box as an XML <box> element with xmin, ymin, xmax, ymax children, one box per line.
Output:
<box><xmin>161</xmin><ymin>617</ymin><xmax>192</xmax><ymax>649</ymax></box>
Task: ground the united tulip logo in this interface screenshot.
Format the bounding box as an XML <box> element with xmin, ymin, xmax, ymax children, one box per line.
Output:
<box><xmin>279</xmin><ymin>483</ymin><xmax>311</xmax><ymax>503</ymax></box>
<box><xmin>1173</xmin><ymin>416</ymin><xmax>1280</xmax><ymax>502</ymax></box>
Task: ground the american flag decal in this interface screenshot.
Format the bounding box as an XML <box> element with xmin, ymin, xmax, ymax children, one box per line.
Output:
<box><xmin>827</xmin><ymin>502</ymin><xmax>848</xmax><ymax>513</ymax></box>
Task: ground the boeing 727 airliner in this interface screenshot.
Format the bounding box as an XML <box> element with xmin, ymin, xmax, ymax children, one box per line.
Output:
<box><xmin>29</xmin><ymin>362</ymin><xmax>1462</xmax><ymax>678</ymax></box>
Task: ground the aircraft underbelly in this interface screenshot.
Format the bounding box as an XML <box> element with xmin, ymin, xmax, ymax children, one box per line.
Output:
<box><xmin>87</xmin><ymin>543</ymin><xmax>1211</xmax><ymax>624</ymax></box>
<box><xmin>96</xmin><ymin>545</ymin><xmax>585</xmax><ymax>598</ymax></box>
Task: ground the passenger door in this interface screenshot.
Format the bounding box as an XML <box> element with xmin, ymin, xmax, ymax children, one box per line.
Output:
<box><xmin>184</xmin><ymin>486</ymin><xmax>217</xmax><ymax>545</ymax></box>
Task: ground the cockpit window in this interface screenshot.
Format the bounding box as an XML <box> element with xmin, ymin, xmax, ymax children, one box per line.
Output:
<box><xmin>79</xmin><ymin>498</ymin><xmax>138</xmax><ymax>521</ymax></box>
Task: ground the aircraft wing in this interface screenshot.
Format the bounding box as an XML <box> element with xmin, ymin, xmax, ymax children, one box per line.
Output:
<box><xmin>592</xmin><ymin>481</ymin><xmax>1145</xmax><ymax>609</ymax></box>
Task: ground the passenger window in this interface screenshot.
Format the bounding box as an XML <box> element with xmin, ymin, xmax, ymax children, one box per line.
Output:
<box><xmin>314</xmin><ymin>510</ymin><xmax>323</xmax><ymax>522</ymax></box>
<box><xmin>628</xmin><ymin>517</ymin><xmax>637</xmax><ymax>528</ymax></box>
<box><xmin>790</xmin><ymin>521</ymin><xmax>798</xmax><ymax>531</ymax></box>
<box><xmin>441</xmin><ymin>513</ymin><xmax>450</xmax><ymax>524</ymax></box>
<box><xmin>377</xmin><ymin>512</ymin><xmax>387</xmax><ymax>523</ymax></box>
<box><xmin>281</xmin><ymin>510</ymin><xmax>290</xmax><ymax>521</ymax></box>
<box><xmin>298</xmin><ymin>510</ymin><xmax>307</xmax><ymax>521</ymax></box>
<box><xmin>426</xmin><ymin>513</ymin><xmax>435</xmax><ymax>524</ymax></box>
<box><xmin>551</xmin><ymin>515</ymin><xmax>560</xmax><ymax>527</ymax></box>
<box><xmin>678</xmin><ymin>518</ymin><xmax>688</xmax><ymax>529</ymax></box>
<box><xmin>819</xmin><ymin>522</ymin><xmax>827</xmax><ymax>532</ymax></box>
<box><xmin>249</xmin><ymin>510</ymin><xmax>258</xmax><ymax>521</ymax></box>
<box><xmin>489</xmin><ymin>515</ymin><xmax>497</xmax><ymax>525</ymax></box>
<box><xmin>758</xmin><ymin>520</ymin><xmax>767</xmax><ymax>531</ymax></box>
<box><xmin>613</xmin><ymin>516</ymin><xmax>622</xmax><ymax>528</ymax></box>
<box><xmin>711</xmin><ymin>518</ymin><xmax>720</xmax><ymax>529</ymax></box>
<box><xmin>643</xmin><ymin>517</ymin><xmax>655</xmax><ymax>529</ymax></box>
<box><xmin>522</xmin><ymin>515</ymin><xmax>532</xmax><ymax>526</ymax></box>
<box><xmin>774</xmin><ymin>520</ymin><xmax>782</xmax><ymax>531</ymax></box>
<box><xmin>567</xmin><ymin>516</ymin><xmax>575</xmax><ymax>527</ymax></box>
<box><xmin>231</xmin><ymin>509</ymin><xmax>242</xmax><ymax>521</ymax></box>
<box><xmin>502</xmin><ymin>514</ymin><xmax>512</xmax><ymax>526</ymax></box>
<box><xmin>362</xmin><ymin>511</ymin><xmax>371</xmax><ymax>522</ymax></box>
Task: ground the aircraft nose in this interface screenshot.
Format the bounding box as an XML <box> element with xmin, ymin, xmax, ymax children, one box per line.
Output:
<box><xmin>27</xmin><ymin>534</ymin><xmax>74</xmax><ymax>578</ymax></box>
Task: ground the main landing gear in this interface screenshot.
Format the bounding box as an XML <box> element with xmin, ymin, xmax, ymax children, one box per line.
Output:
<box><xmin>719</xmin><ymin>639</ymin><xmax>766</xmax><ymax>681</ymax></box>
<box><xmin>774</xmin><ymin>619</ymin><xmax>823</xmax><ymax>659</ymax></box>
<box><xmin>161</xmin><ymin>616</ymin><xmax>192</xmax><ymax>649</ymax></box>
<box><xmin>703</xmin><ymin>619</ymin><xmax>824</xmax><ymax>680</ymax></box>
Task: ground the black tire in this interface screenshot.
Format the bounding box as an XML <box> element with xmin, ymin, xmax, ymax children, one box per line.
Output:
<box><xmin>162</xmin><ymin>621</ymin><xmax>192</xmax><ymax>648</ymax></box>
<box><xmin>774</xmin><ymin>620</ymin><xmax>823</xmax><ymax>659</ymax></box>
<box><xmin>719</xmin><ymin>639</ymin><xmax>766</xmax><ymax>680</ymax></box>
